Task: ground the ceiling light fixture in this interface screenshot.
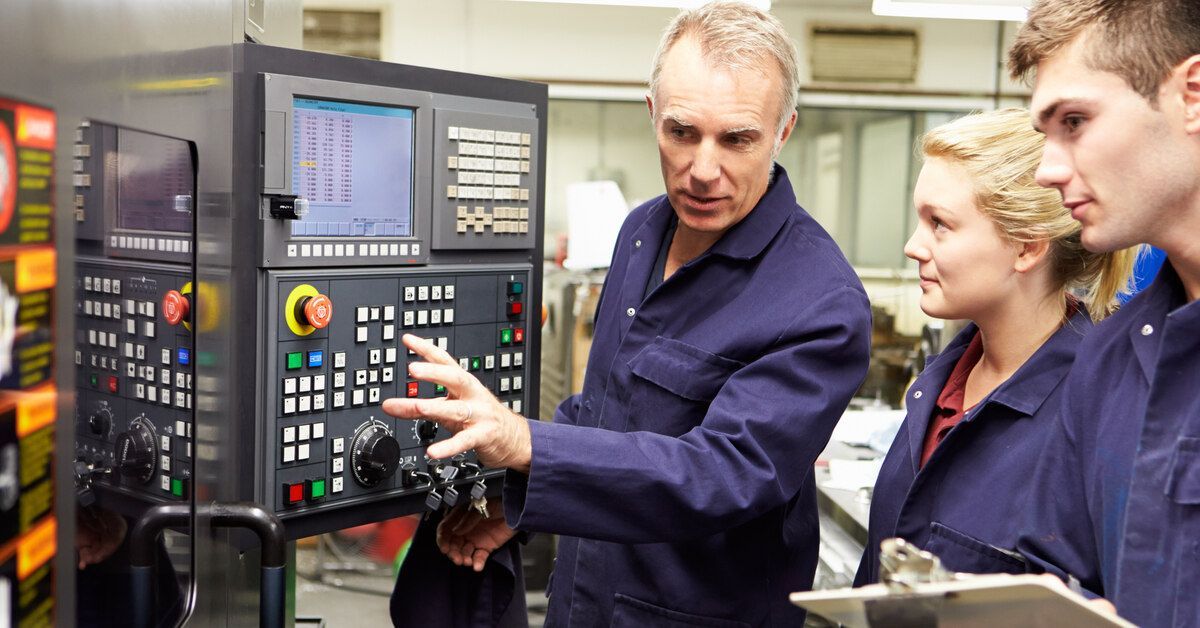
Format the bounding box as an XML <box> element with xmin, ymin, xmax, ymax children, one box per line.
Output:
<box><xmin>505</xmin><ymin>0</ymin><xmax>772</xmax><ymax>11</ymax></box>
<box><xmin>872</xmin><ymin>0</ymin><xmax>1029</xmax><ymax>22</ymax></box>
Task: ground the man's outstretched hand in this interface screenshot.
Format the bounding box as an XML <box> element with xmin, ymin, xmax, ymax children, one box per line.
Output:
<box><xmin>382</xmin><ymin>334</ymin><xmax>532</xmax><ymax>473</ymax></box>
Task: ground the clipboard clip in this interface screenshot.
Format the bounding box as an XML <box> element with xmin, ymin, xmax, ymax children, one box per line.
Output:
<box><xmin>879</xmin><ymin>537</ymin><xmax>956</xmax><ymax>593</ymax></box>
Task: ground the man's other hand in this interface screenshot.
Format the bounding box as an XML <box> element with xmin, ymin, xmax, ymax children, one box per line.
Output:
<box><xmin>382</xmin><ymin>334</ymin><xmax>533</xmax><ymax>473</ymax></box>
<box><xmin>436</xmin><ymin>497</ymin><xmax>516</xmax><ymax>572</ymax></box>
<box><xmin>76</xmin><ymin>506</ymin><xmax>127</xmax><ymax>569</ymax></box>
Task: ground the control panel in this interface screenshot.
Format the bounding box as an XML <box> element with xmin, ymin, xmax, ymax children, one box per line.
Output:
<box><xmin>266</xmin><ymin>269</ymin><xmax>529</xmax><ymax>513</ymax></box>
<box><xmin>72</xmin><ymin>121</ymin><xmax>195</xmax><ymax>507</ymax></box>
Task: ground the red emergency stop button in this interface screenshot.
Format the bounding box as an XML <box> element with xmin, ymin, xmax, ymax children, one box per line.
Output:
<box><xmin>162</xmin><ymin>290</ymin><xmax>190</xmax><ymax>326</ymax></box>
<box><xmin>300</xmin><ymin>294</ymin><xmax>333</xmax><ymax>329</ymax></box>
<box><xmin>507</xmin><ymin>302</ymin><xmax>523</xmax><ymax>317</ymax></box>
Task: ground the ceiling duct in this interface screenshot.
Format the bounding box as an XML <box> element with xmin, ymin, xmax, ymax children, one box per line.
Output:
<box><xmin>809</xmin><ymin>26</ymin><xmax>919</xmax><ymax>83</ymax></box>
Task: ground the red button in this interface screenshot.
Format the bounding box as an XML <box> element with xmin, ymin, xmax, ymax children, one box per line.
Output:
<box><xmin>107</xmin><ymin>376</ymin><xmax>119</xmax><ymax>394</ymax></box>
<box><xmin>285</xmin><ymin>483</ymin><xmax>304</xmax><ymax>505</ymax></box>
<box><xmin>162</xmin><ymin>290</ymin><xmax>190</xmax><ymax>326</ymax></box>
<box><xmin>301</xmin><ymin>294</ymin><xmax>334</xmax><ymax>329</ymax></box>
<box><xmin>507</xmin><ymin>302</ymin><xmax>523</xmax><ymax>316</ymax></box>
<box><xmin>513</xmin><ymin>328</ymin><xmax>524</xmax><ymax>344</ymax></box>
<box><xmin>407</xmin><ymin>382</ymin><xmax>419</xmax><ymax>398</ymax></box>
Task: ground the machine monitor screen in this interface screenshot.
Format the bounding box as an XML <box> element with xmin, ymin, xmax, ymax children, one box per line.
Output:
<box><xmin>116</xmin><ymin>128</ymin><xmax>194</xmax><ymax>234</ymax></box>
<box><xmin>290</xmin><ymin>97</ymin><xmax>415</xmax><ymax>238</ymax></box>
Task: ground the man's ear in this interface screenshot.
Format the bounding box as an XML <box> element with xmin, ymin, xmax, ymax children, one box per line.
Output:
<box><xmin>1014</xmin><ymin>238</ymin><xmax>1052</xmax><ymax>274</ymax></box>
<box><xmin>1180</xmin><ymin>54</ymin><xmax>1200</xmax><ymax>136</ymax></box>
<box><xmin>772</xmin><ymin>110</ymin><xmax>798</xmax><ymax>158</ymax></box>
<box><xmin>646</xmin><ymin>95</ymin><xmax>655</xmax><ymax>122</ymax></box>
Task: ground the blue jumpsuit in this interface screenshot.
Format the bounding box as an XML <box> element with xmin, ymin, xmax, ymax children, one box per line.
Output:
<box><xmin>855</xmin><ymin>311</ymin><xmax>1091</xmax><ymax>585</ymax></box>
<box><xmin>1021</xmin><ymin>262</ymin><xmax>1200</xmax><ymax>626</ymax></box>
<box><xmin>504</xmin><ymin>166</ymin><xmax>872</xmax><ymax>626</ymax></box>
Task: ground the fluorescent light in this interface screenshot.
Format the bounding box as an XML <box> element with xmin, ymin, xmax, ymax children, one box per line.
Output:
<box><xmin>872</xmin><ymin>0</ymin><xmax>1029</xmax><ymax>22</ymax></box>
<box><xmin>505</xmin><ymin>0</ymin><xmax>772</xmax><ymax>11</ymax></box>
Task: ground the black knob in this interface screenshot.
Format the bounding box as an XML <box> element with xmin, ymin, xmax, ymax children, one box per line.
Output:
<box><xmin>88</xmin><ymin>408</ymin><xmax>112</xmax><ymax>436</ymax></box>
<box><xmin>351</xmin><ymin>425</ymin><xmax>401</xmax><ymax>488</ymax></box>
<box><xmin>400</xmin><ymin>462</ymin><xmax>419</xmax><ymax>487</ymax></box>
<box><xmin>415</xmin><ymin>420</ymin><xmax>439</xmax><ymax>443</ymax></box>
<box><xmin>115</xmin><ymin>422</ymin><xmax>157</xmax><ymax>484</ymax></box>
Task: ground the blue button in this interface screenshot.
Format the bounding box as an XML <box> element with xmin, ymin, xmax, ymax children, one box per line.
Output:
<box><xmin>177</xmin><ymin>348</ymin><xmax>190</xmax><ymax>366</ymax></box>
<box><xmin>307</xmin><ymin>350</ymin><xmax>324</xmax><ymax>368</ymax></box>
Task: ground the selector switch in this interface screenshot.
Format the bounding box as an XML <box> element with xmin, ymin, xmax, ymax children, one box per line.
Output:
<box><xmin>415</xmin><ymin>419</ymin><xmax>439</xmax><ymax>444</ymax></box>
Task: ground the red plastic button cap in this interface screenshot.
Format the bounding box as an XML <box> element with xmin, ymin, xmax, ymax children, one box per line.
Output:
<box><xmin>507</xmin><ymin>302</ymin><xmax>523</xmax><ymax>316</ymax></box>
<box><xmin>513</xmin><ymin>328</ymin><xmax>524</xmax><ymax>344</ymax></box>
<box><xmin>162</xmin><ymin>290</ymin><xmax>190</xmax><ymax>326</ymax></box>
<box><xmin>303</xmin><ymin>294</ymin><xmax>333</xmax><ymax>329</ymax></box>
<box><xmin>407</xmin><ymin>381</ymin><xmax>420</xmax><ymax>398</ymax></box>
<box><xmin>286</xmin><ymin>483</ymin><xmax>304</xmax><ymax>504</ymax></box>
<box><xmin>107</xmin><ymin>376</ymin><xmax>119</xmax><ymax>394</ymax></box>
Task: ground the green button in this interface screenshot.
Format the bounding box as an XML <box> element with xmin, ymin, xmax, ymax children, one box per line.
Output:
<box><xmin>286</xmin><ymin>352</ymin><xmax>303</xmax><ymax>370</ymax></box>
<box><xmin>500</xmin><ymin>329</ymin><xmax>513</xmax><ymax>345</ymax></box>
<box><xmin>310</xmin><ymin>478</ymin><xmax>326</xmax><ymax>499</ymax></box>
<box><xmin>469</xmin><ymin>357</ymin><xmax>481</xmax><ymax>371</ymax></box>
<box><xmin>90</xmin><ymin>374</ymin><xmax>99</xmax><ymax>388</ymax></box>
<box><xmin>435</xmin><ymin>384</ymin><xmax>446</xmax><ymax>395</ymax></box>
<box><xmin>508</xmin><ymin>281</ymin><xmax>524</xmax><ymax>295</ymax></box>
<box><xmin>171</xmin><ymin>478</ymin><xmax>183</xmax><ymax>497</ymax></box>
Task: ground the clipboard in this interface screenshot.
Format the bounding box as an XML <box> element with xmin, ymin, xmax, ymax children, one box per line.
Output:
<box><xmin>790</xmin><ymin>574</ymin><xmax>1135</xmax><ymax>628</ymax></box>
<box><xmin>791</xmin><ymin>538</ymin><xmax>1134</xmax><ymax>628</ymax></box>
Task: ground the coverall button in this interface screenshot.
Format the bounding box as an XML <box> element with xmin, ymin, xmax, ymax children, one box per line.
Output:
<box><xmin>1141</xmin><ymin>324</ymin><xmax>1154</xmax><ymax>336</ymax></box>
<box><xmin>626</xmin><ymin>307</ymin><xmax>636</xmax><ymax>317</ymax></box>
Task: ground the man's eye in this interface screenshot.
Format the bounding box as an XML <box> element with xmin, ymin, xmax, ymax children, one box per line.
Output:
<box><xmin>669</xmin><ymin>127</ymin><xmax>688</xmax><ymax>139</ymax></box>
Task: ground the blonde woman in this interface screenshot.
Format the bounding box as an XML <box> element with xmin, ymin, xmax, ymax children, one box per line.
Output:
<box><xmin>855</xmin><ymin>108</ymin><xmax>1136</xmax><ymax>584</ymax></box>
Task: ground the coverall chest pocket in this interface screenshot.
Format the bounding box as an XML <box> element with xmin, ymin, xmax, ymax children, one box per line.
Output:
<box><xmin>623</xmin><ymin>337</ymin><xmax>743</xmax><ymax>437</ymax></box>
<box><xmin>1166</xmin><ymin>436</ymin><xmax>1200</xmax><ymax>505</ymax></box>
<box><xmin>924</xmin><ymin>522</ymin><xmax>1027</xmax><ymax>575</ymax></box>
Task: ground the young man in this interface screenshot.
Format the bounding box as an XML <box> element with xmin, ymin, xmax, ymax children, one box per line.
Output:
<box><xmin>1008</xmin><ymin>2</ymin><xmax>1200</xmax><ymax>625</ymax></box>
<box><xmin>385</xmin><ymin>2</ymin><xmax>872</xmax><ymax>625</ymax></box>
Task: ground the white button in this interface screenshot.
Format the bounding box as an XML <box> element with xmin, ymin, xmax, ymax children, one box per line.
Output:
<box><xmin>399</xmin><ymin>244</ymin><xmax>409</xmax><ymax>256</ymax></box>
<box><xmin>390</xmin><ymin>244</ymin><xmax>399</xmax><ymax>256</ymax></box>
<box><xmin>359</xmin><ymin>244</ymin><xmax>368</xmax><ymax>256</ymax></box>
<box><xmin>298</xmin><ymin>424</ymin><xmax>311</xmax><ymax>441</ymax></box>
<box><xmin>418</xmin><ymin>286</ymin><xmax>429</xmax><ymax>301</ymax></box>
<box><xmin>513</xmin><ymin>376</ymin><xmax>523</xmax><ymax>391</ymax></box>
<box><xmin>352</xmin><ymin>389</ymin><xmax>365</xmax><ymax>406</ymax></box>
<box><xmin>301</xmin><ymin>244</ymin><xmax>311</xmax><ymax>257</ymax></box>
<box><xmin>459</xmin><ymin>358</ymin><xmax>470</xmax><ymax>370</ymax></box>
<box><xmin>332</xmin><ymin>437</ymin><xmax>345</xmax><ymax>454</ymax></box>
<box><xmin>1141</xmin><ymin>324</ymin><xmax>1154</xmax><ymax>336</ymax></box>
<box><xmin>356</xmin><ymin>306</ymin><xmax>368</xmax><ymax>323</ymax></box>
<box><xmin>313</xmin><ymin>422</ymin><xmax>324</xmax><ymax>439</ymax></box>
<box><xmin>283</xmin><ymin>427</ymin><xmax>296</xmax><ymax>443</ymax></box>
<box><xmin>148</xmin><ymin>387</ymin><xmax>158</xmax><ymax>402</ymax></box>
<box><xmin>444</xmin><ymin>285</ymin><xmax>454</xmax><ymax>300</ymax></box>
<box><xmin>333</xmin><ymin>391</ymin><xmax>345</xmax><ymax>408</ymax></box>
<box><xmin>417</xmin><ymin>310</ymin><xmax>429</xmax><ymax>326</ymax></box>
<box><xmin>161</xmin><ymin>368</ymin><xmax>171</xmax><ymax>385</ymax></box>
<box><xmin>356</xmin><ymin>327</ymin><xmax>369</xmax><ymax>343</ymax></box>
<box><xmin>332</xmin><ymin>477</ymin><xmax>344</xmax><ymax>493</ymax></box>
<box><xmin>626</xmin><ymin>307</ymin><xmax>636</xmax><ymax>317</ymax></box>
<box><xmin>913</xmin><ymin>390</ymin><xmax>923</xmax><ymax>399</ymax></box>
<box><xmin>368</xmin><ymin>369</ymin><xmax>379</xmax><ymax>384</ymax></box>
<box><xmin>500</xmin><ymin>353</ymin><xmax>511</xmax><ymax>368</ymax></box>
<box><xmin>145</xmin><ymin>301</ymin><xmax>155</xmax><ymax>318</ymax></box>
<box><xmin>369</xmin><ymin>349</ymin><xmax>381</xmax><ymax>365</ymax></box>
<box><xmin>324</xmin><ymin>244</ymin><xmax>333</xmax><ymax>257</ymax></box>
<box><xmin>485</xmin><ymin>355</ymin><xmax>495</xmax><ymax>369</ymax></box>
<box><xmin>335</xmin><ymin>244</ymin><xmax>344</xmax><ymax>256</ymax></box>
<box><xmin>404</xmin><ymin>287</ymin><xmax>416</xmax><ymax>302</ymax></box>
<box><xmin>412</xmin><ymin>244</ymin><xmax>421</xmax><ymax>255</ymax></box>
<box><xmin>175</xmin><ymin>372</ymin><xmax>186</xmax><ymax>388</ymax></box>
<box><xmin>313</xmin><ymin>375</ymin><xmax>326</xmax><ymax>390</ymax></box>
<box><xmin>370</xmin><ymin>307</ymin><xmax>381</xmax><ymax>321</ymax></box>
<box><xmin>514</xmin><ymin>353</ymin><xmax>524</xmax><ymax>367</ymax></box>
<box><xmin>444</xmin><ymin>309</ymin><xmax>455</xmax><ymax>324</ymax></box>
<box><xmin>299</xmin><ymin>376</ymin><xmax>312</xmax><ymax>393</ymax></box>
<box><xmin>284</xmin><ymin>378</ymin><xmax>297</xmax><ymax>395</ymax></box>
<box><xmin>384</xmin><ymin>305</ymin><xmax>396</xmax><ymax>321</ymax></box>
<box><xmin>162</xmin><ymin>476</ymin><xmax>171</xmax><ymax>491</ymax></box>
<box><xmin>162</xmin><ymin>348</ymin><xmax>171</xmax><ymax>365</ymax></box>
<box><xmin>438</xmin><ymin>337</ymin><xmax>448</xmax><ymax>350</ymax></box>
<box><xmin>334</xmin><ymin>352</ymin><xmax>346</xmax><ymax>369</ymax></box>
<box><xmin>283</xmin><ymin>397</ymin><xmax>296</xmax><ymax>414</ymax></box>
<box><xmin>514</xmin><ymin>400</ymin><xmax>523</xmax><ymax>414</ymax></box>
<box><xmin>313</xmin><ymin>394</ymin><xmax>326</xmax><ymax>411</ymax></box>
<box><xmin>382</xmin><ymin>367</ymin><xmax>394</xmax><ymax>382</ymax></box>
<box><xmin>431</xmin><ymin>310</ymin><xmax>442</xmax><ymax>325</ymax></box>
<box><xmin>282</xmin><ymin>446</ymin><xmax>295</xmax><ymax>463</ymax></box>
<box><xmin>355</xmin><ymin>369</ymin><xmax>368</xmax><ymax>386</ymax></box>
<box><xmin>176</xmin><ymin>420</ymin><xmax>187</xmax><ymax>435</ymax></box>
<box><xmin>298</xmin><ymin>443</ymin><xmax>310</xmax><ymax>461</ymax></box>
<box><xmin>161</xmin><ymin>435</ymin><xmax>171</xmax><ymax>452</ymax></box>
<box><xmin>403</xmin><ymin>311</ymin><xmax>415</xmax><ymax>327</ymax></box>
<box><xmin>298</xmin><ymin>396</ymin><xmax>311</xmax><ymax>413</ymax></box>
<box><xmin>432</xmin><ymin>286</ymin><xmax>443</xmax><ymax>300</ymax></box>
<box><xmin>332</xmin><ymin>457</ymin><xmax>344</xmax><ymax>473</ymax></box>
<box><xmin>369</xmin><ymin>387</ymin><xmax>381</xmax><ymax>403</ymax></box>
<box><xmin>136</xmin><ymin>383</ymin><xmax>146</xmax><ymax>399</ymax></box>
<box><xmin>383</xmin><ymin>325</ymin><xmax>395</xmax><ymax>341</ymax></box>
<box><xmin>499</xmin><ymin>378</ymin><xmax>511</xmax><ymax>393</ymax></box>
<box><xmin>333</xmin><ymin>372</ymin><xmax>346</xmax><ymax>388</ymax></box>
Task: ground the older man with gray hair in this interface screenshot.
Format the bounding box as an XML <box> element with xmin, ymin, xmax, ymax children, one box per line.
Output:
<box><xmin>385</xmin><ymin>2</ymin><xmax>871</xmax><ymax>624</ymax></box>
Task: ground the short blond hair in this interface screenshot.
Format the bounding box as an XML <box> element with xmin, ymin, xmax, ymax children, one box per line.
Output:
<box><xmin>922</xmin><ymin>108</ymin><xmax>1136</xmax><ymax>320</ymax></box>
<box><xmin>1008</xmin><ymin>0</ymin><xmax>1200</xmax><ymax>101</ymax></box>
<box><xmin>648</xmin><ymin>1</ymin><xmax>799</xmax><ymax>134</ymax></box>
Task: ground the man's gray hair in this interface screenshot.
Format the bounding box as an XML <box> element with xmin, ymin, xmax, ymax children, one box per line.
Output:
<box><xmin>648</xmin><ymin>1</ymin><xmax>800</xmax><ymax>135</ymax></box>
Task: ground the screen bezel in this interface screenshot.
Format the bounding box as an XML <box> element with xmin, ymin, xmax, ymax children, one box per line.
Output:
<box><xmin>262</xmin><ymin>74</ymin><xmax>433</xmax><ymax>267</ymax></box>
<box><xmin>114</xmin><ymin>126</ymin><xmax>197</xmax><ymax>236</ymax></box>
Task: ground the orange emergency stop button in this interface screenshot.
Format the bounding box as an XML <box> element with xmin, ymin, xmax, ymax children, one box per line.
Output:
<box><xmin>300</xmin><ymin>294</ymin><xmax>333</xmax><ymax>329</ymax></box>
<box><xmin>162</xmin><ymin>290</ymin><xmax>190</xmax><ymax>326</ymax></box>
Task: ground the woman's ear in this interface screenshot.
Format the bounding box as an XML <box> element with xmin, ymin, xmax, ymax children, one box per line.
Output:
<box><xmin>1014</xmin><ymin>238</ymin><xmax>1052</xmax><ymax>274</ymax></box>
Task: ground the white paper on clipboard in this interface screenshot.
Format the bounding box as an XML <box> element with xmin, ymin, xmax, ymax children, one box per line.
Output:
<box><xmin>790</xmin><ymin>574</ymin><xmax>1135</xmax><ymax>628</ymax></box>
